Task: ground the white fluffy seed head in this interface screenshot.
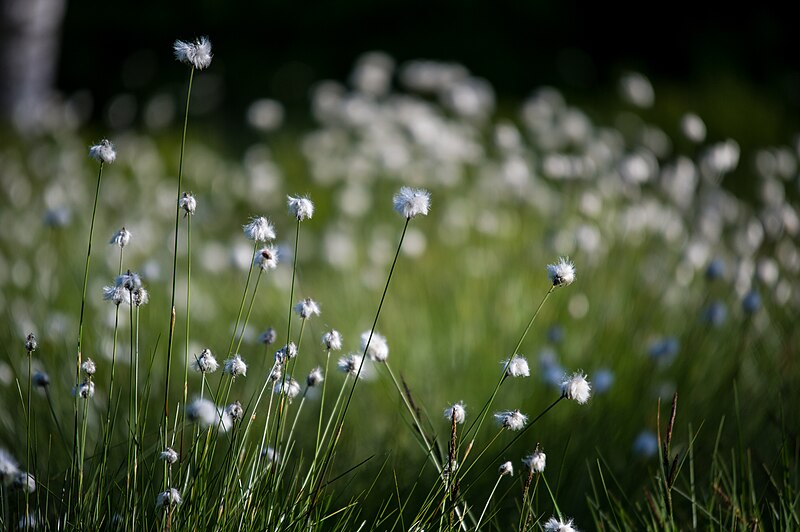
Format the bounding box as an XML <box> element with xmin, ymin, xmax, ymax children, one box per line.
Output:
<box><xmin>223</xmin><ymin>354</ymin><xmax>247</xmax><ymax>378</ymax></box>
<box><xmin>307</xmin><ymin>367</ymin><xmax>324</xmax><ymax>387</ymax></box>
<box><xmin>186</xmin><ymin>398</ymin><xmax>216</xmax><ymax>427</ymax></box>
<box><xmin>562</xmin><ymin>372</ymin><xmax>592</xmax><ymax>404</ymax></box>
<box><xmin>13</xmin><ymin>471</ymin><xmax>35</xmax><ymax>493</ymax></box>
<box><xmin>288</xmin><ymin>195</ymin><xmax>314</xmax><ymax>221</ymax></box>
<box><xmin>81</xmin><ymin>358</ymin><xmax>96</xmax><ymax>377</ymax></box>
<box><xmin>322</xmin><ymin>330</ymin><xmax>343</xmax><ymax>351</ymax></box>
<box><xmin>160</xmin><ymin>447</ymin><xmax>178</xmax><ymax>464</ymax></box>
<box><xmin>273</xmin><ymin>378</ymin><xmax>301</xmax><ymax>400</ymax></box>
<box><xmin>243</xmin><ymin>216</ymin><xmax>276</xmax><ymax>242</ymax></box>
<box><xmin>294</xmin><ymin>298</ymin><xmax>321</xmax><ymax>319</ymax></box>
<box><xmin>255</xmin><ymin>246</ymin><xmax>279</xmax><ymax>271</ymax></box>
<box><xmin>337</xmin><ymin>354</ymin><xmax>366</xmax><ymax>378</ymax></box>
<box><xmin>191</xmin><ymin>348</ymin><xmax>218</xmax><ymax>374</ymax></box>
<box><xmin>109</xmin><ymin>227</ymin><xmax>131</xmax><ymax>248</ymax></box>
<box><xmin>74</xmin><ymin>379</ymin><xmax>95</xmax><ymax>399</ymax></box>
<box><xmin>494</xmin><ymin>409</ymin><xmax>527</xmax><ymax>431</ymax></box>
<box><xmin>547</xmin><ymin>257</ymin><xmax>576</xmax><ymax>287</ymax></box>
<box><xmin>89</xmin><ymin>139</ymin><xmax>116</xmax><ymax>164</ymax></box>
<box><xmin>543</xmin><ymin>516</ymin><xmax>578</xmax><ymax>532</ymax></box>
<box><xmin>156</xmin><ymin>488</ymin><xmax>182</xmax><ymax>508</ymax></box>
<box><xmin>173</xmin><ymin>36</ymin><xmax>212</xmax><ymax>70</ymax></box>
<box><xmin>499</xmin><ymin>461</ymin><xmax>514</xmax><ymax>476</ymax></box>
<box><xmin>361</xmin><ymin>330</ymin><xmax>389</xmax><ymax>362</ymax></box>
<box><xmin>393</xmin><ymin>186</ymin><xmax>431</xmax><ymax>219</ymax></box>
<box><xmin>503</xmin><ymin>354</ymin><xmax>530</xmax><ymax>378</ymax></box>
<box><xmin>523</xmin><ymin>448</ymin><xmax>546</xmax><ymax>473</ymax></box>
<box><xmin>444</xmin><ymin>402</ymin><xmax>466</xmax><ymax>424</ymax></box>
<box><xmin>225</xmin><ymin>401</ymin><xmax>244</xmax><ymax>422</ymax></box>
<box><xmin>179</xmin><ymin>192</ymin><xmax>197</xmax><ymax>215</ymax></box>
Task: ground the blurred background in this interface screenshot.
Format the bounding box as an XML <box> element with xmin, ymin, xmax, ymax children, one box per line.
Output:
<box><xmin>1</xmin><ymin>0</ymin><xmax>799</xmax><ymax>528</ymax></box>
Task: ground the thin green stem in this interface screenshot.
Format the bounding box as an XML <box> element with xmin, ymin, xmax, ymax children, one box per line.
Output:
<box><xmin>227</xmin><ymin>242</ymin><xmax>260</xmax><ymax>358</ymax></box>
<box><xmin>164</xmin><ymin>65</ymin><xmax>195</xmax><ymax>449</ymax></box>
<box><xmin>476</xmin><ymin>475</ymin><xmax>504</xmax><ymax>530</ymax></box>
<box><xmin>180</xmin><ymin>215</ymin><xmax>193</xmax><ymax>473</ymax></box>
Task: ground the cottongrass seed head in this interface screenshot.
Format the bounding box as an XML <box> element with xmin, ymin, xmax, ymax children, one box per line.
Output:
<box><xmin>89</xmin><ymin>139</ymin><xmax>116</xmax><ymax>164</ymax></box>
<box><xmin>562</xmin><ymin>372</ymin><xmax>592</xmax><ymax>404</ymax></box>
<box><xmin>173</xmin><ymin>36</ymin><xmax>212</xmax><ymax>70</ymax></box>
<box><xmin>24</xmin><ymin>333</ymin><xmax>37</xmax><ymax>353</ymax></box>
<box><xmin>294</xmin><ymin>298</ymin><xmax>321</xmax><ymax>319</ymax></box>
<box><xmin>361</xmin><ymin>330</ymin><xmax>389</xmax><ymax>362</ymax></box>
<box><xmin>13</xmin><ymin>471</ymin><xmax>35</xmax><ymax>493</ymax></box>
<box><xmin>186</xmin><ymin>397</ymin><xmax>216</xmax><ymax>427</ymax></box>
<box><xmin>274</xmin><ymin>378</ymin><xmax>301</xmax><ymax>400</ymax></box>
<box><xmin>243</xmin><ymin>216</ymin><xmax>276</xmax><ymax>242</ymax></box>
<box><xmin>288</xmin><ymin>195</ymin><xmax>314</xmax><ymax>221</ymax></box>
<box><xmin>393</xmin><ymin>186</ymin><xmax>431</xmax><ymax>219</ymax></box>
<box><xmin>322</xmin><ymin>329</ymin><xmax>343</xmax><ymax>351</ymax></box>
<box><xmin>307</xmin><ymin>367</ymin><xmax>324</xmax><ymax>387</ymax></box>
<box><xmin>260</xmin><ymin>327</ymin><xmax>277</xmax><ymax>346</ymax></box>
<box><xmin>33</xmin><ymin>370</ymin><xmax>50</xmax><ymax>388</ymax></box>
<box><xmin>499</xmin><ymin>461</ymin><xmax>514</xmax><ymax>476</ymax></box>
<box><xmin>160</xmin><ymin>447</ymin><xmax>178</xmax><ymax>465</ymax></box>
<box><xmin>523</xmin><ymin>447</ymin><xmax>546</xmax><ymax>473</ymax></box>
<box><xmin>81</xmin><ymin>358</ymin><xmax>96</xmax><ymax>377</ymax></box>
<box><xmin>544</xmin><ymin>516</ymin><xmax>578</xmax><ymax>532</ymax></box>
<box><xmin>103</xmin><ymin>284</ymin><xmax>129</xmax><ymax>306</ymax></box>
<box><xmin>156</xmin><ymin>488</ymin><xmax>183</xmax><ymax>509</ymax></box>
<box><xmin>191</xmin><ymin>348</ymin><xmax>218</xmax><ymax>374</ymax></box>
<box><xmin>0</xmin><ymin>449</ymin><xmax>19</xmax><ymax>485</ymax></box>
<box><xmin>109</xmin><ymin>227</ymin><xmax>131</xmax><ymax>248</ymax></box>
<box><xmin>255</xmin><ymin>246</ymin><xmax>279</xmax><ymax>271</ymax></box>
<box><xmin>444</xmin><ymin>402</ymin><xmax>466</xmax><ymax>424</ymax></box>
<box><xmin>179</xmin><ymin>192</ymin><xmax>197</xmax><ymax>216</ymax></box>
<box><xmin>547</xmin><ymin>257</ymin><xmax>576</xmax><ymax>287</ymax></box>
<box><xmin>74</xmin><ymin>379</ymin><xmax>95</xmax><ymax>399</ymax></box>
<box><xmin>494</xmin><ymin>409</ymin><xmax>527</xmax><ymax>431</ymax></box>
<box><xmin>274</xmin><ymin>342</ymin><xmax>297</xmax><ymax>363</ymax></box>
<box><xmin>225</xmin><ymin>401</ymin><xmax>244</xmax><ymax>422</ymax></box>
<box><xmin>338</xmin><ymin>353</ymin><xmax>366</xmax><ymax>378</ymax></box>
<box><xmin>223</xmin><ymin>354</ymin><xmax>247</xmax><ymax>378</ymax></box>
<box><xmin>503</xmin><ymin>354</ymin><xmax>530</xmax><ymax>377</ymax></box>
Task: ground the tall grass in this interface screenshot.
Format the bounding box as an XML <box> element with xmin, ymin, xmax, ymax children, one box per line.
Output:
<box><xmin>0</xmin><ymin>37</ymin><xmax>798</xmax><ymax>532</ymax></box>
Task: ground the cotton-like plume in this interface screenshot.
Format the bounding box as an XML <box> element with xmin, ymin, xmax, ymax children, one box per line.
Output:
<box><xmin>255</xmin><ymin>247</ymin><xmax>279</xmax><ymax>271</ymax></box>
<box><xmin>156</xmin><ymin>488</ymin><xmax>183</xmax><ymax>508</ymax></box>
<box><xmin>494</xmin><ymin>409</ymin><xmax>527</xmax><ymax>431</ymax></box>
<box><xmin>288</xmin><ymin>195</ymin><xmax>314</xmax><ymax>221</ymax></box>
<box><xmin>294</xmin><ymin>298</ymin><xmax>321</xmax><ymax>319</ymax></box>
<box><xmin>547</xmin><ymin>257</ymin><xmax>576</xmax><ymax>287</ymax></box>
<box><xmin>89</xmin><ymin>139</ymin><xmax>116</xmax><ymax>164</ymax></box>
<box><xmin>109</xmin><ymin>227</ymin><xmax>131</xmax><ymax>248</ymax></box>
<box><xmin>393</xmin><ymin>187</ymin><xmax>431</xmax><ymax>219</ymax></box>
<box><xmin>223</xmin><ymin>354</ymin><xmax>247</xmax><ymax>378</ymax></box>
<box><xmin>191</xmin><ymin>348</ymin><xmax>218</xmax><ymax>374</ymax></box>
<box><xmin>502</xmin><ymin>354</ymin><xmax>530</xmax><ymax>377</ymax></box>
<box><xmin>173</xmin><ymin>36</ymin><xmax>212</xmax><ymax>70</ymax></box>
<box><xmin>322</xmin><ymin>330</ymin><xmax>343</xmax><ymax>351</ymax></box>
<box><xmin>444</xmin><ymin>402</ymin><xmax>466</xmax><ymax>424</ymax></box>
<box><xmin>243</xmin><ymin>216</ymin><xmax>276</xmax><ymax>242</ymax></box>
<box><xmin>179</xmin><ymin>192</ymin><xmax>197</xmax><ymax>216</ymax></box>
<box><xmin>562</xmin><ymin>372</ymin><xmax>591</xmax><ymax>404</ymax></box>
<box><xmin>361</xmin><ymin>330</ymin><xmax>389</xmax><ymax>362</ymax></box>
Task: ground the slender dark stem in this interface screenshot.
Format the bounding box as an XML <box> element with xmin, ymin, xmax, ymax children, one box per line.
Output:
<box><xmin>164</xmin><ymin>66</ymin><xmax>195</xmax><ymax>448</ymax></box>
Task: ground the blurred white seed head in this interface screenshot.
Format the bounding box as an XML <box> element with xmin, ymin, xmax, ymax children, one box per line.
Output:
<box><xmin>444</xmin><ymin>402</ymin><xmax>466</xmax><ymax>424</ymax></box>
<box><xmin>294</xmin><ymin>298</ymin><xmax>321</xmax><ymax>319</ymax></box>
<box><xmin>186</xmin><ymin>398</ymin><xmax>216</xmax><ymax>427</ymax></box>
<box><xmin>255</xmin><ymin>246</ymin><xmax>279</xmax><ymax>271</ymax></box>
<box><xmin>173</xmin><ymin>36</ymin><xmax>212</xmax><ymax>70</ymax></box>
<box><xmin>243</xmin><ymin>216</ymin><xmax>276</xmax><ymax>242</ymax></box>
<box><xmin>337</xmin><ymin>354</ymin><xmax>365</xmax><ymax>377</ymax></box>
<box><xmin>13</xmin><ymin>471</ymin><xmax>35</xmax><ymax>493</ymax></box>
<box><xmin>89</xmin><ymin>139</ymin><xmax>116</xmax><ymax>164</ymax></box>
<box><xmin>24</xmin><ymin>333</ymin><xmax>37</xmax><ymax>353</ymax></box>
<box><xmin>273</xmin><ymin>378</ymin><xmax>301</xmax><ymax>400</ymax></box>
<box><xmin>261</xmin><ymin>446</ymin><xmax>280</xmax><ymax>463</ymax></box>
<box><xmin>117</xmin><ymin>271</ymin><xmax>143</xmax><ymax>292</ymax></box>
<box><xmin>81</xmin><ymin>358</ymin><xmax>96</xmax><ymax>377</ymax></box>
<box><xmin>74</xmin><ymin>379</ymin><xmax>95</xmax><ymax>399</ymax></box>
<box><xmin>274</xmin><ymin>342</ymin><xmax>297</xmax><ymax>363</ymax></box>
<box><xmin>503</xmin><ymin>354</ymin><xmax>530</xmax><ymax>378</ymax></box>
<box><xmin>179</xmin><ymin>192</ymin><xmax>197</xmax><ymax>216</ymax></box>
<box><xmin>393</xmin><ymin>187</ymin><xmax>431</xmax><ymax>219</ymax></box>
<box><xmin>268</xmin><ymin>365</ymin><xmax>282</xmax><ymax>382</ymax></box>
<box><xmin>109</xmin><ymin>227</ymin><xmax>131</xmax><ymax>248</ymax></box>
<box><xmin>225</xmin><ymin>400</ymin><xmax>244</xmax><ymax>422</ymax></box>
<box><xmin>307</xmin><ymin>367</ymin><xmax>324</xmax><ymax>387</ymax></box>
<box><xmin>160</xmin><ymin>447</ymin><xmax>178</xmax><ymax>465</ymax></box>
<box><xmin>361</xmin><ymin>330</ymin><xmax>389</xmax><ymax>362</ymax></box>
<box><xmin>288</xmin><ymin>195</ymin><xmax>314</xmax><ymax>221</ymax></box>
<box><xmin>192</xmin><ymin>348</ymin><xmax>218</xmax><ymax>374</ymax></box>
<box><xmin>322</xmin><ymin>330</ymin><xmax>343</xmax><ymax>351</ymax></box>
<box><xmin>499</xmin><ymin>461</ymin><xmax>514</xmax><ymax>476</ymax></box>
<box><xmin>547</xmin><ymin>257</ymin><xmax>576</xmax><ymax>287</ymax></box>
<box><xmin>223</xmin><ymin>354</ymin><xmax>247</xmax><ymax>378</ymax></box>
<box><xmin>260</xmin><ymin>328</ymin><xmax>277</xmax><ymax>345</ymax></box>
<box><xmin>494</xmin><ymin>409</ymin><xmax>527</xmax><ymax>431</ymax></box>
<box><xmin>544</xmin><ymin>516</ymin><xmax>578</xmax><ymax>532</ymax></box>
<box><xmin>0</xmin><ymin>449</ymin><xmax>20</xmax><ymax>485</ymax></box>
<box><xmin>103</xmin><ymin>285</ymin><xmax>129</xmax><ymax>306</ymax></box>
<box><xmin>523</xmin><ymin>448</ymin><xmax>546</xmax><ymax>473</ymax></box>
<box><xmin>132</xmin><ymin>287</ymin><xmax>149</xmax><ymax>307</ymax></box>
<box><xmin>681</xmin><ymin>113</ymin><xmax>706</xmax><ymax>143</ymax></box>
<box><xmin>156</xmin><ymin>488</ymin><xmax>183</xmax><ymax>508</ymax></box>
<box><xmin>562</xmin><ymin>372</ymin><xmax>591</xmax><ymax>404</ymax></box>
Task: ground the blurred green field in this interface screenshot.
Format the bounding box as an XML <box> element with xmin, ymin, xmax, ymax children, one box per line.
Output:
<box><xmin>0</xmin><ymin>54</ymin><xmax>798</xmax><ymax>529</ymax></box>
